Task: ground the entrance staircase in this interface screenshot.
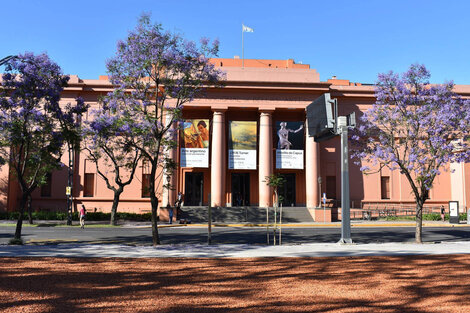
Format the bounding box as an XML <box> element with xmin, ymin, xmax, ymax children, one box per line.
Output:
<box><xmin>177</xmin><ymin>206</ymin><xmax>314</xmax><ymax>224</ymax></box>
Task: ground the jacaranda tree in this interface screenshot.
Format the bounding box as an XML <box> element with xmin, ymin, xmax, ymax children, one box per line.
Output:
<box><xmin>353</xmin><ymin>64</ymin><xmax>470</xmax><ymax>243</ymax></box>
<box><xmin>104</xmin><ymin>14</ymin><xmax>223</xmax><ymax>245</ymax></box>
<box><xmin>0</xmin><ymin>52</ymin><xmax>87</xmax><ymax>242</ymax></box>
<box><xmin>84</xmin><ymin>94</ymin><xmax>141</xmax><ymax>226</ymax></box>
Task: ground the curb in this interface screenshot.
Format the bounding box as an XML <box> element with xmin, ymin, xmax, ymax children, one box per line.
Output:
<box><xmin>2</xmin><ymin>221</ymin><xmax>468</xmax><ymax>228</ymax></box>
<box><xmin>159</xmin><ymin>222</ymin><xmax>470</xmax><ymax>228</ymax></box>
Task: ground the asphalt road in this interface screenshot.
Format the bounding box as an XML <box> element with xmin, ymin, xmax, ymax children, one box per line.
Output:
<box><xmin>1</xmin><ymin>224</ymin><xmax>470</xmax><ymax>245</ymax></box>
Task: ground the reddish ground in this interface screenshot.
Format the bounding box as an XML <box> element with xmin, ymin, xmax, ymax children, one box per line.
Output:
<box><xmin>1</xmin><ymin>255</ymin><xmax>469</xmax><ymax>312</ymax></box>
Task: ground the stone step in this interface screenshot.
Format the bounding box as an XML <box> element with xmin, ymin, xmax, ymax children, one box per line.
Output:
<box><xmin>177</xmin><ymin>207</ymin><xmax>314</xmax><ymax>224</ymax></box>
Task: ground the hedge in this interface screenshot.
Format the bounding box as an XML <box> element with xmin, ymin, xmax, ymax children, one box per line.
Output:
<box><xmin>0</xmin><ymin>211</ymin><xmax>152</xmax><ymax>222</ymax></box>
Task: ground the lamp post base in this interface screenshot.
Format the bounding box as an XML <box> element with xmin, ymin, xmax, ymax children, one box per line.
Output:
<box><xmin>337</xmin><ymin>238</ymin><xmax>354</xmax><ymax>244</ymax></box>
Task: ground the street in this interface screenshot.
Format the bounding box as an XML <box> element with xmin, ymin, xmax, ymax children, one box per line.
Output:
<box><xmin>1</xmin><ymin>224</ymin><xmax>470</xmax><ymax>245</ymax></box>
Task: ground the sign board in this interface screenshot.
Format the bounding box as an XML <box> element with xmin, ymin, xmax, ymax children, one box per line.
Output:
<box><xmin>322</xmin><ymin>193</ymin><xmax>327</xmax><ymax>204</ymax></box>
<box><xmin>449</xmin><ymin>201</ymin><xmax>459</xmax><ymax>224</ymax></box>
<box><xmin>66</xmin><ymin>186</ymin><xmax>71</xmax><ymax>196</ymax></box>
<box><xmin>306</xmin><ymin>93</ymin><xmax>337</xmax><ymax>142</ymax></box>
<box><xmin>180</xmin><ymin>119</ymin><xmax>209</xmax><ymax>168</ymax></box>
<box><xmin>275</xmin><ymin>121</ymin><xmax>304</xmax><ymax>169</ymax></box>
<box><xmin>228</xmin><ymin>121</ymin><xmax>257</xmax><ymax>169</ymax></box>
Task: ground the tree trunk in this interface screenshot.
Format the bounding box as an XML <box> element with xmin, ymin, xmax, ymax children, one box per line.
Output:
<box><xmin>151</xmin><ymin>195</ymin><xmax>160</xmax><ymax>245</ymax></box>
<box><xmin>110</xmin><ymin>189</ymin><xmax>123</xmax><ymax>226</ymax></box>
<box><xmin>14</xmin><ymin>192</ymin><xmax>29</xmax><ymax>241</ymax></box>
<box><xmin>415</xmin><ymin>202</ymin><xmax>423</xmax><ymax>243</ymax></box>
<box><xmin>27</xmin><ymin>194</ymin><xmax>33</xmax><ymax>225</ymax></box>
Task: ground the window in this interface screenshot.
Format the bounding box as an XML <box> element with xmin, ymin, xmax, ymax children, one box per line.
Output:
<box><xmin>41</xmin><ymin>173</ymin><xmax>52</xmax><ymax>197</ymax></box>
<box><xmin>142</xmin><ymin>174</ymin><xmax>151</xmax><ymax>198</ymax></box>
<box><xmin>381</xmin><ymin>176</ymin><xmax>390</xmax><ymax>199</ymax></box>
<box><xmin>84</xmin><ymin>173</ymin><xmax>95</xmax><ymax>197</ymax></box>
<box><xmin>326</xmin><ymin>176</ymin><xmax>336</xmax><ymax>199</ymax></box>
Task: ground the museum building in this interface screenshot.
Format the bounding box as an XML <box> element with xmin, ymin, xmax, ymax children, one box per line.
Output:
<box><xmin>1</xmin><ymin>57</ymin><xmax>469</xmax><ymax>222</ymax></box>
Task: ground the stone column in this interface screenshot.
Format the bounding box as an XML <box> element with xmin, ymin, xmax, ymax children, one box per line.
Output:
<box><xmin>211</xmin><ymin>110</ymin><xmax>226</xmax><ymax>207</ymax></box>
<box><xmin>306</xmin><ymin>118</ymin><xmax>320</xmax><ymax>208</ymax></box>
<box><xmin>259</xmin><ymin>111</ymin><xmax>273</xmax><ymax>207</ymax></box>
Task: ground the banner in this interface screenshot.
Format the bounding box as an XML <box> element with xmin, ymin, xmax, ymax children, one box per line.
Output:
<box><xmin>180</xmin><ymin>119</ymin><xmax>209</xmax><ymax>168</ymax></box>
<box><xmin>275</xmin><ymin>121</ymin><xmax>304</xmax><ymax>169</ymax></box>
<box><xmin>228</xmin><ymin>121</ymin><xmax>257</xmax><ymax>169</ymax></box>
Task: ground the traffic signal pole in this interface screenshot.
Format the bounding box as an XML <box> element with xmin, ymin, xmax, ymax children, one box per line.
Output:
<box><xmin>338</xmin><ymin>117</ymin><xmax>352</xmax><ymax>244</ymax></box>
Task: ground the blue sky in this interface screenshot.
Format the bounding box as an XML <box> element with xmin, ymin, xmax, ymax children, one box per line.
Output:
<box><xmin>1</xmin><ymin>0</ymin><xmax>469</xmax><ymax>84</ymax></box>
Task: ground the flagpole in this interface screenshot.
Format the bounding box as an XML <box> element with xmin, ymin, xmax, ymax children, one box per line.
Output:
<box><xmin>242</xmin><ymin>23</ymin><xmax>244</xmax><ymax>68</ymax></box>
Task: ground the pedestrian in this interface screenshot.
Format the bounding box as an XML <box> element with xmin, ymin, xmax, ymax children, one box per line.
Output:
<box><xmin>80</xmin><ymin>204</ymin><xmax>87</xmax><ymax>229</ymax></box>
<box><xmin>176</xmin><ymin>192</ymin><xmax>183</xmax><ymax>211</ymax></box>
<box><xmin>169</xmin><ymin>206</ymin><xmax>173</xmax><ymax>224</ymax></box>
<box><xmin>440</xmin><ymin>205</ymin><xmax>445</xmax><ymax>222</ymax></box>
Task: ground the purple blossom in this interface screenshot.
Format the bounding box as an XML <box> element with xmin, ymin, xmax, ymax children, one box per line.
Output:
<box><xmin>352</xmin><ymin>63</ymin><xmax>470</xmax><ymax>201</ymax></box>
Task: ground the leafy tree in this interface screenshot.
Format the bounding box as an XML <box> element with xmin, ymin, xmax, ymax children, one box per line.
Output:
<box><xmin>264</xmin><ymin>173</ymin><xmax>285</xmax><ymax>209</ymax></box>
<box><xmin>264</xmin><ymin>173</ymin><xmax>285</xmax><ymax>245</ymax></box>
<box><xmin>352</xmin><ymin>64</ymin><xmax>470</xmax><ymax>243</ymax></box>
<box><xmin>105</xmin><ymin>14</ymin><xmax>223</xmax><ymax>245</ymax></box>
<box><xmin>84</xmin><ymin>95</ymin><xmax>141</xmax><ymax>226</ymax></box>
<box><xmin>0</xmin><ymin>52</ymin><xmax>87</xmax><ymax>242</ymax></box>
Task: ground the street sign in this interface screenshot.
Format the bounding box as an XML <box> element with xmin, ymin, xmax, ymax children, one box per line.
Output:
<box><xmin>306</xmin><ymin>93</ymin><xmax>337</xmax><ymax>142</ymax></box>
<box><xmin>322</xmin><ymin>193</ymin><xmax>326</xmax><ymax>204</ymax></box>
<box><xmin>66</xmin><ymin>186</ymin><xmax>71</xmax><ymax>196</ymax></box>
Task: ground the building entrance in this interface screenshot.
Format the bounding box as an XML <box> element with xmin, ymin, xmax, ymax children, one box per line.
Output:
<box><xmin>279</xmin><ymin>173</ymin><xmax>296</xmax><ymax>206</ymax></box>
<box><xmin>231</xmin><ymin>173</ymin><xmax>250</xmax><ymax>206</ymax></box>
<box><xmin>184</xmin><ymin>172</ymin><xmax>203</xmax><ymax>206</ymax></box>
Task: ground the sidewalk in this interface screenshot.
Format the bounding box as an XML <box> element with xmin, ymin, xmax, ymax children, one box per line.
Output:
<box><xmin>1</xmin><ymin>219</ymin><xmax>468</xmax><ymax>228</ymax></box>
<box><xmin>2</xmin><ymin>241</ymin><xmax>470</xmax><ymax>258</ymax></box>
<box><xmin>121</xmin><ymin>219</ymin><xmax>470</xmax><ymax>228</ymax></box>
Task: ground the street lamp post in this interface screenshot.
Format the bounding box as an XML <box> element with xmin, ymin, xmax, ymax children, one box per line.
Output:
<box><xmin>166</xmin><ymin>174</ymin><xmax>172</xmax><ymax>224</ymax></box>
<box><xmin>166</xmin><ymin>175</ymin><xmax>171</xmax><ymax>208</ymax></box>
<box><xmin>317</xmin><ymin>176</ymin><xmax>322</xmax><ymax>208</ymax></box>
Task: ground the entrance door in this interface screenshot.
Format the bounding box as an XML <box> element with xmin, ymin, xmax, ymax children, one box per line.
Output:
<box><xmin>184</xmin><ymin>172</ymin><xmax>203</xmax><ymax>206</ymax></box>
<box><xmin>279</xmin><ymin>173</ymin><xmax>296</xmax><ymax>207</ymax></box>
<box><xmin>231</xmin><ymin>173</ymin><xmax>250</xmax><ymax>206</ymax></box>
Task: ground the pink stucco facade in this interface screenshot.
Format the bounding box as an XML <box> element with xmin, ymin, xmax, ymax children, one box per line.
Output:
<box><xmin>1</xmin><ymin>58</ymin><xmax>470</xmax><ymax>221</ymax></box>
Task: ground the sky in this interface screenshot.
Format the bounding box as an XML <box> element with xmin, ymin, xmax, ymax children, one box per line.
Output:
<box><xmin>1</xmin><ymin>0</ymin><xmax>470</xmax><ymax>84</ymax></box>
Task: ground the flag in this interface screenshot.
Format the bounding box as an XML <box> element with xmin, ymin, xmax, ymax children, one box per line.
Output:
<box><xmin>242</xmin><ymin>24</ymin><xmax>254</xmax><ymax>33</ymax></box>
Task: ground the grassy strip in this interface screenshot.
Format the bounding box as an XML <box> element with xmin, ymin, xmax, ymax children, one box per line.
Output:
<box><xmin>380</xmin><ymin>213</ymin><xmax>467</xmax><ymax>221</ymax></box>
<box><xmin>0</xmin><ymin>211</ymin><xmax>152</xmax><ymax>222</ymax></box>
<box><xmin>0</xmin><ymin>222</ymin><xmax>120</xmax><ymax>228</ymax></box>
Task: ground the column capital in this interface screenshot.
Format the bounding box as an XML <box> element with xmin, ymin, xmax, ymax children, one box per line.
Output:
<box><xmin>258</xmin><ymin>108</ymin><xmax>275</xmax><ymax>114</ymax></box>
<box><xmin>211</xmin><ymin>108</ymin><xmax>228</xmax><ymax>113</ymax></box>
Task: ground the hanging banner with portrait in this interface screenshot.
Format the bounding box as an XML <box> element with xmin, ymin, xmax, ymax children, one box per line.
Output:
<box><xmin>180</xmin><ymin>119</ymin><xmax>209</xmax><ymax>168</ymax></box>
<box><xmin>275</xmin><ymin>121</ymin><xmax>304</xmax><ymax>169</ymax></box>
<box><xmin>228</xmin><ymin>121</ymin><xmax>257</xmax><ymax>169</ymax></box>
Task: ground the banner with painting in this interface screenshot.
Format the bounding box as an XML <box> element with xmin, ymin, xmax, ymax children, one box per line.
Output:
<box><xmin>180</xmin><ymin>119</ymin><xmax>209</xmax><ymax>168</ymax></box>
<box><xmin>228</xmin><ymin>121</ymin><xmax>257</xmax><ymax>169</ymax></box>
<box><xmin>275</xmin><ymin>121</ymin><xmax>304</xmax><ymax>169</ymax></box>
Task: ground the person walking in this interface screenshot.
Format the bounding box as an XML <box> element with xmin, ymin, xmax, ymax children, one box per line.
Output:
<box><xmin>440</xmin><ymin>205</ymin><xmax>445</xmax><ymax>222</ymax></box>
<box><xmin>79</xmin><ymin>204</ymin><xmax>87</xmax><ymax>229</ymax></box>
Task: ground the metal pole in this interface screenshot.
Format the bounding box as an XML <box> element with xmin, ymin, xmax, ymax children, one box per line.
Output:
<box><xmin>266</xmin><ymin>206</ymin><xmax>269</xmax><ymax>245</ymax></box>
<box><xmin>279</xmin><ymin>203</ymin><xmax>283</xmax><ymax>245</ymax></box>
<box><xmin>66</xmin><ymin>143</ymin><xmax>73</xmax><ymax>226</ymax></box>
<box><xmin>208</xmin><ymin>193</ymin><xmax>212</xmax><ymax>245</ymax></box>
<box><xmin>242</xmin><ymin>25</ymin><xmax>244</xmax><ymax>68</ymax></box>
<box><xmin>338</xmin><ymin>123</ymin><xmax>352</xmax><ymax>243</ymax></box>
<box><xmin>273</xmin><ymin>204</ymin><xmax>277</xmax><ymax>245</ymax></box>
<box><xmin>317</xmin><ymin>176</ymin><xmax>322</xmax><ymax>208</ymax></box>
